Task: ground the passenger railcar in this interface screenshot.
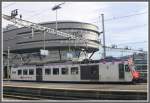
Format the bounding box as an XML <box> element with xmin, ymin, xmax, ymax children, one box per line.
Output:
<box><xmin>10</xmin><ymin>60</ymin><xmax>140</xmax><ymax>83</ymax></box>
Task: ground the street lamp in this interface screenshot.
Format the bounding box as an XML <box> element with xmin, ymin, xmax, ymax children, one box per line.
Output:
<box><xmin>52</xmin><ymin>2</ymin><xmax>65</xmax><ymax>35</ymax></box>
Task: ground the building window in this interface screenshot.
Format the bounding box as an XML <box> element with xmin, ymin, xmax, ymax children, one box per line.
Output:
<box><xmin>134</xmin><ymin>60</ymin><xmax>147</xmax><ymax>64</ymax></box>
<box><xmin>135</xmin><ymin>65</ymin><xmax>147</xmax><ymax>71</ymax></box>
<box><xmin>141</xmin><ymin>65</ymin><xmax>147</xmax><ymax>70</ymax></box>
<box><xmin>29</xmin><ymin>69</ymin><xmax>34</xmax><ymax>75</ymax></box>
<box><xmin>45</xmin><ymin>68</ymin><xmax>51</xmax><ymax>75</ymax></box>
<box><xmin>23</xmin><ymin>69</ymin><xmax>28</xmax><ymax>75</ymax></box>
<box><xmin>135</xmin><ymin>66</ymin><xmax>141</xmax><ymax>70</ymax></box>
<box><xmin>53</xmin><ymin>68</ymin><xmax>59</xmax><ymax>75</ymax></box>
<box><xmin>18</xmin><ymin>70</ymin><xmax>22</xmax><ymax>75</ymax></box>
<box><xmin>71</xmin><ymin>67</ymin><xmax>78</xmax><ymax>75</ymax></box>
<box><xmin>61</xmin><ymin>68</ymin><xmax>68</xmax><ymax>75</ymax></box>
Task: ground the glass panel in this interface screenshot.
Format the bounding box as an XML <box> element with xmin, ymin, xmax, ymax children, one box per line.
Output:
<box><xmin>53</xmin><ymin>68</ymin><xmax>59</xmax><ymax>75</ymax></box>
<box><xmin>29</xmin><ymin>69</ymin><xmax>34</xmax><ymax>75</ymax></box>
<box><xmin>141</xmin><ymin>65</ymin><xmax>147</xmax><ymax>70</ymax></box>
<box><xmin>23</xmin><ymin>69</ymin><xmax>28</xmax><ymax>75</ymax></box>
<box><xmin>134</xmin><ymin>60</ymin><xmax>147</xmax><ymax>64</ymax></box>
<box><xmin>61</xmin><ymin>68</ymin><xmax>68</xmax><ymax>75</ymax></box>
<box><xmin>18</xmin><ymin>70</ymin><xmax>22</xmax><ymax>75</ymax></box>
<box><xmin>119</xmin><ymin>64</ymin><xmax>124</xmax><ymax>79</ymax></box>
<box><xmin>135</xmin><ymin>65</ymin><xmax>147</xmax><ymax>71</ymax></box>
<box><xmin>125</xmin><ymin>65</ymin><xmax>130</xmax><ymax>72</ymax></box>
<box><xmin>45</xmin><ymin>68</ymin><xmax>51</xmax><ymax>75</ymax></box>
<box><xmin>119</xmin><ymin>64</ymin><xmax>124</xmax><ymax>71</ymax></box>
<box><xmin>71</xmin><ymin>67</ymin><xmax>78</xmax><ymax>75</ymax></box>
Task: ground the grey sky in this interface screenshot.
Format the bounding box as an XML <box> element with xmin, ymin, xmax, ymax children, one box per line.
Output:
<box><xmin>2</xmin><ymin>2</ymin><xmax>148</xmax><ymax>59</ymax></box>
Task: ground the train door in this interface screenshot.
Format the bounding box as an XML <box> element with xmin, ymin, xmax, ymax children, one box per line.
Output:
<box><xmin>80</xmin><ymin>65</ymin><xmax>99</xmax><ymax>80</ymax></box>
<box><xmin>3</xmin><ymin>66</ymin><xmax>7</xmax><ymax>79</ymax></box>
<box><xmin>36</xmin><ymin>68</ymin><xmax>42</xmax><ymax>81</ymax></box>
<box><xmin>118</xmin><ymin>64</ymin><xmax>125</xmax><ymax>80</ymax></box>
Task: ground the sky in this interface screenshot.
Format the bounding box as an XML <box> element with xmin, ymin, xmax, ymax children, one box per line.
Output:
<box><xmin>2</xmin><ymin>2</ymin><xmax>148</xmax><ymax>59</ymax></box>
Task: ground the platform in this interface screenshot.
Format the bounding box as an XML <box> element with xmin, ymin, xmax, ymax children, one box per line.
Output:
<box><xmin>3</xmin><ymin>81</ymin><xmax>148</xmax><ymax>100</ymax></box>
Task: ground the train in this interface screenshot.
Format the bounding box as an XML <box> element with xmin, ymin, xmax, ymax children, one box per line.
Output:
<box><xmin>10</xmin><ymin>58</ymin><xmax>140</xmax><ymax>83</ymax></box>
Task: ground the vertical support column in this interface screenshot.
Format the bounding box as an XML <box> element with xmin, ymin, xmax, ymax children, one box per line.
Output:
<box><xmin>7</xmin><ymin>46</ymin><xmax>10</xmax><ymax>80</ymax></box>
<box><xmin>43</xmin><ymin>31</ymin><xmax>46</xmax><ymax>50</ymax></box>
<box><xmin>56</xmin><ymin>9</ymin><xmax>58</xmax><ymax>35</ymax></box>
<box><xmin>31</xmin><ymin>28</ymin><xmax>34</xmax><ymax>38</ymax></box>
<box><xmin>101</xmin><ymin>14</ymin><xmax>106</xmax><ymax>59</ymax></box>
<box><xmin>58</xmin><ymin>48</ymin><xmax>62</xmax><ymax>61</ymax></box>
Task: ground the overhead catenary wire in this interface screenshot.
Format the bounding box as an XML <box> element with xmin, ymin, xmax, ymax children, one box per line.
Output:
<box><xmin>106</xmin><ymin>23</ymin><xmax>148</xmax><ymax>34</ymax></box>
<box><xmin>104</xmin><ymin>12</ymin><xmax>147</xmax><ymax>22</ymax></box>
<box><xmin>90</xmin><ymin>11</ymin><xmax>147</xmax><ymax>39</ymax></box>
<box><xmin>90</xmin><ymin>11</ymin><xmax>147</xmax><ymax>23</ymax></box>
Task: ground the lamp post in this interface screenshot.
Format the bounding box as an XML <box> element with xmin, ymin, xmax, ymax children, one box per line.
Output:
<box><xmin>52</xmin><ymin>3</ymin><xmax>65</xmax><ymax>35</ymax></box>
<box><xmin>101</xmin><ymin>14</ymin><xmax>106</xmax><ymax>59</ymax></box>
<box><xmin>52</xmin><ymin>3</ymin><xmax>65</xmax><ymax>60</ymax></box>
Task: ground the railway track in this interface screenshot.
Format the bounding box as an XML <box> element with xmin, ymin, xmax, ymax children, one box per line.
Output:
<box><xmin>3</xmin><ymin>92</ymin><xmax>82</xmax><ymax>100</ymax></box>
<box><xmin>3</xmin><ymin>85</ymin><xmax>147</xmax><ymax>100</ymax></box>
<box><xmin>3</xmin><ymin>94</ymin><xmax>41</xmax><ymax>100</ymax></box>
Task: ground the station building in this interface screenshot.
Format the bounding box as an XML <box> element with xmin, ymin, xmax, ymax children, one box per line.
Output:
<box><xmin>3</xmin><ymin>21</ymin><xmax>101</xmax><ymax>78</ymax></box>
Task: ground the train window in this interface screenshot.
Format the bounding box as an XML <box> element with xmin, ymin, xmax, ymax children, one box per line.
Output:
<box><xmin>71</xmin><ymin>67</ymin><xmax>78</xmax><ymax>75</ymax></box>
<box><xmin>61</xmin><ymin>68</ymin><xmax>68</xmax><ymax>75</ymax></box>
<box><xmin>45</xmin><ymin>68</ymin><xmax>51</xmax><ymax>75</ymax></box>
<box><xmin>53</xmin><ymin>68</ymin><xmax>59</xmax><ymax>75</ymax></box>
<box><xmin>29</xmin><ymin>69</ymin><xmax>34</xmax><ymax>75</ymax></box>
<box><xmin>23</xmin><ymin>69</ymin><xmax>28</xmax><ymax>75</ymax></box>
<box><xmin>18</xmin><ymin>70</ymin><xmax>22</xmax><ymax>75</ymax></box>
<box><xmin>125</xmin><ymin>65</ymin><xmax>130</xmax><ymax>72</ymax></box>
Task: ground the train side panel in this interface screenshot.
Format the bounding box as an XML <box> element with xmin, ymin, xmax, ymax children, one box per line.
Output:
<box><xmin>99</xmin><ymin>62</ymin><xmax>133</xmax><ymax>82</ymax></box>
<box><xmin>99</xmin><ymin>62</ymin><xmax>120</xmax><ymax>82</ymax></box>
<box><xmin>43</xmin><ymin>65</ymin><xmax>81</xmax><ymax>82</ymax></box>
<box><xmin>10</xmin><ymin>62</ymin><xmax>134</xmax><ymax>83</ymax></box>
<box><xmin>10</xmin><ymin>66</ymin><xmax>36</xmax><ymax>81</ymax></box>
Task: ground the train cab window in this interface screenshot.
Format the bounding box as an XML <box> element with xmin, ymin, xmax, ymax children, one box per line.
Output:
<box><xmin>71</xmin><ymin>67</ymin><xmax>78</xmax><ymax>75</ymax></box>
<box><xmin>125</xmin><ymin>65</ymin><xmax>130</xmax><ymax>72</ymax></box>
<box><xmin>61</xmin><ymin>68</ymin><xmax>68</xmax><ymax>75</ymax></box>
<box><xmin>23</xmin><ymin>69</ymin><xmax>28</xmax><ymax>75</ymax></box>
<box><xmin>29</xmin><ymin>69</ymin><xmax>34</xmax><ymax>75</ymax></box>
<box><xmin>53</xmin><ymin>68</ymin><xmax>59</xmax><ymax>75</ymax></box>
<box><xmin>18</xmin><ymin>70</ymin><xmax>22</xmax><ymax>75</ymax></box>
<box><xmin>45</xmin><ymin>68</ymin><xmax>51</xmax><ymax>75</ymax></box>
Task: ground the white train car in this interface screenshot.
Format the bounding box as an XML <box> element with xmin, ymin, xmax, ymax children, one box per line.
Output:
<box><xmin>10</xmin><ymin>60</ymin><xmax>140</xmax><ymax>83</ymax></box>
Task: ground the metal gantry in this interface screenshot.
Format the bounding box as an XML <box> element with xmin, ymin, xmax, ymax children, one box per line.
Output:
<box><xmin>2</xmin><ymin>14</ymin><xmax>86</xmax><ymax>41</ymax></box>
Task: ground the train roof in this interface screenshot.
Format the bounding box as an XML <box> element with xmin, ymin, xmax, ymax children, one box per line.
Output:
<box><xmin>14</xmin><ymin>58</ymin><xmax>128</xmax><ymax>67</ymax></box>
